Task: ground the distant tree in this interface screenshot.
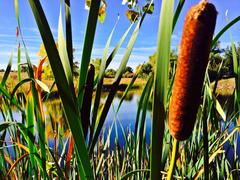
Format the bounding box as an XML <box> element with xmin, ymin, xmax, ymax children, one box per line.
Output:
<box><xmin>142</xmin><ymin>63</ymin><xmax>152</xmax><ymax>75</ymax></box>
<box><xmin>136</xmin><ymin>50</ymin><xmax>177</xmax><ymax>79</ymax></box>
<box><xmin>123</xmin><ymin>66</ymin><xmax>134</xmax><ymax>78</ymax></box>
<box><xmin>208</xmin><ymin>42</ymin><xmax>238</xmax><ymax>81</ymax></box>
<box><xmin>105</xmin><ymin>69</ymin><xmax>116</xmax><ymax>78</ymax></box>
<box><xmin>20</xmin><ymin>64</ymin><xmax>28</xmax><ymax>72</ymax></box>
<box><xmin>208</xmin><ymin>51</ymin><xmax>223</xmax><ymax>81</ymax></box>
<box><xmin>124</xmin><ymin>66</ymin><xmax>133</xmax><ymax>74</ymax></box>
<box><xmin>222</xmin><ymin>46</ymin><xmax>235</xmax><ymax>78</ymax></box>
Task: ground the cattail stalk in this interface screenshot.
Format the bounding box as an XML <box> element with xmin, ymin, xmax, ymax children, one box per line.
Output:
<box><xmin>169</xmin><ymin>0</ymin><xmax>217</xmax><ymax>141</ymax></box>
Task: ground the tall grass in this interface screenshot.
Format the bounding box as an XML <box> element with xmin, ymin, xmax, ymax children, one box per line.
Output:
<box><xmin>0</xmin><ymin>0</ymin><xmax>239</xmax><ymax>179</ymax></box>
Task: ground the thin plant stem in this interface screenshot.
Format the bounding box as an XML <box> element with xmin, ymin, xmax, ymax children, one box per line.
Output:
<box><xmin>167</xmin><ymin>138</ymin><xmax>179</xmax><ymax>180</ymax></box>
<box><xmin>203</xmin><ymin>103</ymin><xmax>209</xmax><ymax>180</ymax></box>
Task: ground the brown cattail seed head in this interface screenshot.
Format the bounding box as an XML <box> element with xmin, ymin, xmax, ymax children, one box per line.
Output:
<box><xmin>168</xmin><ymin>0</ymin><xmax>217</xmax><ymax>141</ymax></box>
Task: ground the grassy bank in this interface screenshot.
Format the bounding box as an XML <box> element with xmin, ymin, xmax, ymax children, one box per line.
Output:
<box><xmin>0</xmin><ymin>71</ymin><xmax>235</xmax><ymax>97</ymax></box>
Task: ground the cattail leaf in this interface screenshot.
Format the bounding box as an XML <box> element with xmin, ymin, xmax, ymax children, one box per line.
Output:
<box><xmin>172</xmin><ymin>0</ymin><xmax>185</xmax><ymax>32</ymax></box>
<box><xmin>1</xmin><ymin>51</ymin><xmax>13</xmax><ymax>86</ymax></box>
<box><xmin>0</xmin><ymin>84</ymin><xmax>21</xmax><ymax>111</ymax></box>
<box><xmin>89</xmin><ymin>8</ymin><xmax>149</xmax><ymax>153</ymax></box>
<box><xmin>35</xmin><ymin>79</ymin><xmax>50</xmax><ymax>93</ymax></box>
<box><xmin>98</xmin><ymin>15</ymin><xmax>119</xmax><ymax>82</ymax></box>
<box><xmin>95</xmin><ymin>117</ymin><xmax>116</xmax><ymax>175</ymax></box>
<box><xmin>115</xmin><ymin>68</ymin><xmax>141</xmax><ymax>115</ymax></box>
<box><xmin>17</xmin><ymin>43</ymin><xmax>21</xmax><ymax>82</ymax></box>
<box><xmin>120</xmin><ymin>169</ymin><xmax>151</xmax><ymax>180</ymax></box>
<box><xmin>81</xmin><ymin>64</ymin><xmax>95</xmax><ymax>138</ymax></box>
<box><xmin>26</xmin><ymin>93</ymin><xmax>36</xmax><ymax>169</ymax></box>
<box><xmin>65</xmin><ymin>0</ymin><xmax>73</xmax><ymax>70</ymax></box>
<box><xmin>136</xmin><ymin>73</ymin><xmax>153</xmax><ymax>170</ymax></box>
<box><xmin>10</xmin><ymin>78</ymin><xmax>32</xmax><ymax>100</ymax></box>
<box><xmin>214</xmin><ymin>97</ymin><xmax>226</xmax><ymax>121</ymax></box>
<box><xmin>151</xmin><ymin>0</ymin><xmax>174</xmax><ymax>178</ymax></box>
<box><xmin>90</xmin><ymin>17</ymin><xmax>133</xmax><ymax>142</ymax></box>
<box><xmin>227</xmin><ymin>14</ymin><xmax>240</xmax><ymax>109</ymax></box>
<box><xmin>206</xmin><ymin>83</ymin><xmax>226</xmax><ymax>121</ymax></box>
<box><xmin>134</xmin><ymin>74</ymin><xmax>151</xmax><ymax>137</ymax></box>
<box><xmin>58</xmin><ymin>5</ymin><xmax>73</xmax><ymax>85</ymax></box>
<box><xmin>77</xmin><ymin>0</ymin><xmax>101</xmax><ymax>112</ymax></box>
<box><xmin>0</xmin><ymin>122</ymin><xmax>10</xmax><ymax>132</ymax></box>
<box><xmin>14</xmin><ymin>0</ymin><xmax>21</xmax><ymax>29</ymax></box>
<box><xmin>212</xmin><ymin>16</ymin><xmax>240</xmax><ymax>48</ymax></box>
<box><xmin>6</xmin><ymin>153</ymin><xmax>29</xmax><ymax>177</ymax></box>
<box><xmin>105</xmin><ymin>23</ymin><xmax>134</xmax><ymax>70</ymax></box>
<box><xmin>193</xmin><ymin>127</ymin><xmax>240</xmax><ymax>179</ymax></box>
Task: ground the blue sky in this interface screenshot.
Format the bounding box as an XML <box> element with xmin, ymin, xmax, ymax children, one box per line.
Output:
<box><xmin>0</xmin><ymin>0</ymin><xmax>240</xmax><ymax>70</ymax></box>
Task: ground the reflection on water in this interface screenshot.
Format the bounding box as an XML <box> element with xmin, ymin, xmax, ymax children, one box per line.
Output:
<box><xmin>43</xmin><ymin>92</ymin><xmax>152</xmax><ymax>148</ymax></box>
<box><xmin>0</xmin><ymin>91</ymin><xmax>239</xmax><ymax>163</ymax></box>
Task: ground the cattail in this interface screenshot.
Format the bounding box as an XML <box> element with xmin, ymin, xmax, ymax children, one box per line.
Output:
<box><xmin>81</xmin><ymin>64</ymin><xmax>95</xmax><ymax>139</ymax></box>
<box><xmin>168</xmin><ymin>0</ymin><xmax>217</xmax><ymax>141</ymax></box>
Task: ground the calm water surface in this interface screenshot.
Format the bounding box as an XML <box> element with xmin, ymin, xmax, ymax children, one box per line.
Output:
<box><xmin>0</xmin><ymin>92</ymin><xmax>239</xmax><ymax>163</ymax></box>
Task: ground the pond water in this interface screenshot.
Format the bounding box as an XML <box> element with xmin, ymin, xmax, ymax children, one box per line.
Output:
<box><xmin>0</xmin><ymin>92</ymin><xmax>239</xmax><ymax>165</ymax></box>
<box><xmin>45</xmin><ymin>92</ymin><xmax>152</xmax><ymax>149</ymax></box>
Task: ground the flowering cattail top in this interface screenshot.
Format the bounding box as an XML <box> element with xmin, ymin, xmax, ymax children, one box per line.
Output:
<box><xmin>168</xmin><ymin>0</ymin><xmax>217</xmax><ymax>141</ymax></box>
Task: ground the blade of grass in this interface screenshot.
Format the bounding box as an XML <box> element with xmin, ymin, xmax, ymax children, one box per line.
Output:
<box><xmin>95</xmin><ymin>115</ymin><xmax>116</xmax><ymax>175</ymax></box>
<box><xmin>211</xmin><ymin>16</ymin><xmax>240</xmax><ymax>48</ymax></box>
<box><xmin>89</xmin><ymin>9</ymin><xmax>149</xmax><ymax>153</ymax></box>
<box><xmin>227</xmin><ymin>15</ymin><xmax>240</xmax><ymax>110</ymax></box>
<box><xmin>121</xmin><ymin>169</ymin><xmax>151</xmax><ymax>180</ymax></box>
<box><xmin>65</xmin><ymin>0</ymin><xmax>73</xmax><ymax>70</ymax></box>
<box><xmin>6</xmin><ymin>153</ymin><xmax>29</xmax><ymax>177</ymax></box>
<box><xmin>151</xmin><ymin>0</ymin><xmax>174</xmax><ymax>179</ymax></box>
<box><xmin>77</xmin><ymin>0</ymin><xmax>101</xmax><ymax>110</ymax></box>
<box><xmin>115</xmin><ymin>66</ymin><xmax>142</xmax><ymax>115</ymax></box>
<box><xmin>81</xmin><ymin>64</ymin><xmax>95</xmax><ymax>138</ymax></box>
<box><xmin>137</xmin><ymin>74</ymin><xmax>153</xmax><ymax>170</ymax></box>
<box><xmin>58</xmin><ymin>3</ymin><xmax>73</xmax><ymax>89</ymax></box>
<box><xmin>26</xmin><ymin>94</ymin><xmax>36</xmax><ymax>174</ymax></box>
<box><xmin>172</xmin><ymin>0</ymin><xmax>185</xmax><ymax>32</ymax></box>
<box><xmin>1</xmin><ymin>51</ymin><xmax>13</xmax><ymax>86</ymax></box>
<box><xmin>0</xmin><ymin>85</ymin><xmax>23</xmax><ymax>112</ymax></box>
<box><xmin>17</xmin><ymin>43</ymin><xmax>21</xmax><ymax>82</ymax></box>
<box><xmin>134</xmin><ymin>74</ymin><xmax>152</xmax><ymax>138</ymax></box>
<box><xmin>46</xmin><ymin>146</ymin><xmax>65</xmax><ymax>179</ymax></box>
<box><xmin>202</xmin><ymin>88</ymin><xmax>209</xmax><ymax>180</ymax></box>
<box><xmin>10</xmin><ymin>78</ymin><xmax>49</xmax><ymax>101</ymax></box>
<box><xmin>90</xmin><ymin>17</ymin><xmax>120</xmax><ymax>141</ymax></box>
<box><xmin>193</xmin><ymin>126</ymin><xmax>240</xmax><ymax>179</ymax></box>
<box><xmin>15</xmin><ymin>2</ymin><xmax>47</xmax><ymax>176</ymax></box>
<box><xmin>98</xmin><ymin>15</ymin><xmax>120</xmax><ymax>82</ymax></box>
<box><xmin>90</xmin><ymin>21</ymin><xmax>133</xmax><ymax>142</ymax></box>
